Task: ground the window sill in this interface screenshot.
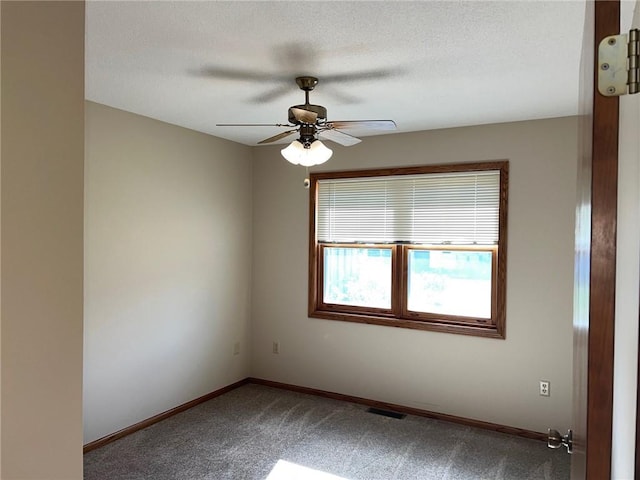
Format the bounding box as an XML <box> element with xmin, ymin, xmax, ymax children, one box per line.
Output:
<box><xmin>309</xmin><ymin>309</ymin><xmax>505</xmax><ymax>339</ymax></box>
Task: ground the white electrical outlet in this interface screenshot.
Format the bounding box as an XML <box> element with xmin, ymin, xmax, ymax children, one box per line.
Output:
<box><xmin>233</xmin><ymin>341</ymin><xmax>240</xmax><ymax>355</ymax></box>
<box><xmin>272</xmin><ymin>341</ymin><xmax>280</xmax><ymax>354</ymax></box>
<box><xmin>540</xmin><ymin>380</ymin><xmax>550</xmax><ymax>396</ymax></box>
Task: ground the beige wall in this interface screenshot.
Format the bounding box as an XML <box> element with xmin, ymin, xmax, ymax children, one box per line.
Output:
<box><xmin>1</xmin><ymin>2</ymin><xmax>85</xmax><ymax>478</ymax></box>
<box><xmin>83</xmin><ymin>102</ymin><xmax>253</xmax><ymax>444</ymax></box>
<box><xmin>251</xmin><ymin>117</ymin><xmax>577</xmax><ymax>433</ymax></box>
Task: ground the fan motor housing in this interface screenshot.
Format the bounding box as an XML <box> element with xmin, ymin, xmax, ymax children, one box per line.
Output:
<box><xmin>289</xmin><ymin>104</ymin><xmax>327</xmax><ymax>124</ymax></box>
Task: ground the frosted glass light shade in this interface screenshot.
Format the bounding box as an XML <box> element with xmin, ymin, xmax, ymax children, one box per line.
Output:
<box><xmin>281</xmin><ymin>139</ymin><xmax>333</xmax><ymax>167</ymax></box>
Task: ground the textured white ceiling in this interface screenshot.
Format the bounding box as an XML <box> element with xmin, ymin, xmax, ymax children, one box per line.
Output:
<box><xmin>86</xmin><ymin>1</ymin><xmax>586</xmax><ymax>146</ymax></box>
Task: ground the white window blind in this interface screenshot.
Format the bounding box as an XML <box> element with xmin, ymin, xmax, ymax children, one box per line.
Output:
<box><xmin>316</xmin><ymin>170</ymin><xmax>500</xmax><ymax>245</ymax></box>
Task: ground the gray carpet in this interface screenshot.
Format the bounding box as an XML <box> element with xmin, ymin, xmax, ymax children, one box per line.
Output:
<box><xmin>83</xmin><ymin>384</ymin><xmax>570</xmax><ymax>480</ymax></box>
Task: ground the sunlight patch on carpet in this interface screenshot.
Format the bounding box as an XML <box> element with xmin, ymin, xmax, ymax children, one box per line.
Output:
<box><xmin>265</xmin><ymin>459</ymin><xmax>350</xmax><ymax>480</ymax></box>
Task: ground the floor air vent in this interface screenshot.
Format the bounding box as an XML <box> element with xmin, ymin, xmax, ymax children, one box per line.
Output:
<box><xmin>366</xmin><ymin>407</ymin><xmax>406</xmax><ymax>419</ymax></box>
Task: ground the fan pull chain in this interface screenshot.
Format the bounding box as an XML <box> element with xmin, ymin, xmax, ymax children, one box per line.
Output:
<box><xmin>304</xmin><ymin>167</ymin><xmax>310</xmax><ymax>189</ymax></box>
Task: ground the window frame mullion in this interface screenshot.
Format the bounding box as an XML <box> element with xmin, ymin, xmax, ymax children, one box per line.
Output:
<box><xmin>393</xmin><ymin>245</ymin><xmax>406</xmax><ymax>317</ymax></box>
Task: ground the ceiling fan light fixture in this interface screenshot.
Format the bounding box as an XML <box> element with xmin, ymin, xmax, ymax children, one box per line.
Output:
<box><xmin>281</xmin><ymin>139</ymin><xmax>333</xmax><ymax>167</ymax></box>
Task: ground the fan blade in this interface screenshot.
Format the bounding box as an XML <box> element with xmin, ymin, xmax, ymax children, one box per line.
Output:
<box><xmin>250</xmin><ymin>84</ymin><xmax>293</xmax><ymax>104</ymax></box>
<box><xmin>319</xmin><ymin>129</ymin><xmax>362</xmax><ymax>147</ymax></box>
<box><xmin>321</xmin><ymin>69</ymin><xmax>400</xmax><ymax>83</ymax></box>
<box><xmin>258</xmin><ymin>129</ymin><xmax>298</xmax><ymax>144</ymax></box>
<box><xmin>217</xmin><ymin>123</ymin><xmax>292</xmax><ymax>127</ymax></box>
<box><xmin>325</xmin><ymin>120</ymin><xmax>397</xmax><ymax>131</ymax></box>
<box><xmin>291</xmin><ymin>107</ymin><xmax>318</xmax><ymax>124</ymax></box>
<box><xmin>198</xmin><ymin>66</ymin><xmax>283</xmax><ymax>82</ymax></box>
<box><xmin>322</xmin><ymin>86</ymin><xmax>361</xmax><ymax>104</ymax></box>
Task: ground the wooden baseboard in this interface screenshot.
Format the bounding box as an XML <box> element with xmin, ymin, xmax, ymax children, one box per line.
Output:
<box><xmin>247</xmin><ymin>377</ymin><xmax>547</xmax><ymax>442</ymax></box>
<box><xmin>83</xmin><ymin>378</ymin><xmax>250</xmax><ymax>453</ymax></box>
<box><xmin>84</xmin><ymin>376</ymin><xmax>546</xmax><ymax>453</ymax></box>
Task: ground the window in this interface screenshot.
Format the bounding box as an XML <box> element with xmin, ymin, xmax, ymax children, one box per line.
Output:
<box><xmin>308</xmin><ymin>161</ymin><xmax>508</xmax><ymax>338</ymax></box>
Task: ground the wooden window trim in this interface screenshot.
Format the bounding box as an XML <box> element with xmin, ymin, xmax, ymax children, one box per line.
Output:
<box><xmin>308</xmin><ymin>161</ymin><xmax>508</xmax><ymax>339</ymax></box>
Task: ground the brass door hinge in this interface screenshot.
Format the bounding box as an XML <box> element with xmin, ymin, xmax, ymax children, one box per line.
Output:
<box><xmin>598</xmin><ymin>29</ymin><xmax>639</xmax><ymax>96</ymax></box>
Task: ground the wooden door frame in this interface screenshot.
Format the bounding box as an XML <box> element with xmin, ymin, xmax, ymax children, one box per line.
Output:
<box><xmin>588</xmin><ymin>1</ymin><xmax>619</xmax><ymax>478</ymax></box>
<box><xmin>637</xmin><ymin>312</ymin><xmax>640</xmax><ymax>476</ymax></box>
<box><xmin>637</xmin><ymin>309</ymin><xmax>640</xmax><ymax>476</ymax></box>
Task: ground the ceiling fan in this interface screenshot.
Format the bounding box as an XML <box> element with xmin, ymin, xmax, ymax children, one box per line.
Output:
<box><xmin>216</xmin><ymin>76</ymin><xmax>396</xmax><ymax>166</ymax></box>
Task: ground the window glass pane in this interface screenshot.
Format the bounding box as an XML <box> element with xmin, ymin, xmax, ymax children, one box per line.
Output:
<box><xmin>407</xmin><ymin>250</ymin><xmax>492</xmax><ymax>318</ymax></box>
<box><xmin>323</xmin><ymin>247</ymin><xmax>392</xmax><ymax>309</ymax></box>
